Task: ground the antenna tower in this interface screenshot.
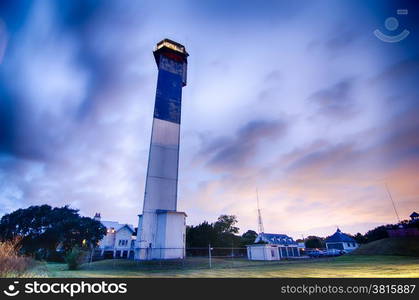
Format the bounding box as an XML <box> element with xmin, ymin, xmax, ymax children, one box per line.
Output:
<box><xmin>256</xmin><ymin>188</ymin><xmax>265</xmax><ymax>234</ymax></box>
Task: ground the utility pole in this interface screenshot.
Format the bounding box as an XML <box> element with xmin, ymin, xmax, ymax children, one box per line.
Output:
<box><xmin>385</xmin><ymin>183</ymin><xmax>401</xmax><ymax>223</ymax></box>
<box><xmin>208</xmin><ymin>244</ymin><xmax>212</xmax><ymax>269</ymax></box>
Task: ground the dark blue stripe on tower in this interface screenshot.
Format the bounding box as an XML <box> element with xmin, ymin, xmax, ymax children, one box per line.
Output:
<box><xmin>154</xmin><ymin>69</ymin><xmax>183</xmax><ymax>124</ymax></box>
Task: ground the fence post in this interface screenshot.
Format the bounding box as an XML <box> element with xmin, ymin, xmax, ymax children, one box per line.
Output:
<box><xmin>89</xmin><ymin>244</ymin><xmax>94</xmax><ymax>268</ymax></box>
<box><xmin>182</xmin><ymin>247</ymin><xmax>185</xmax><ymax>268</ymax></box>
<box><xmin>208</xmin><ymin>244</ymin><xmax>212</xmax><ymax>269</ymax></box>
<box><xmin>231</xmin><ymin>242</ymin><xmax>234</xmax><ymax>268</ymax></box>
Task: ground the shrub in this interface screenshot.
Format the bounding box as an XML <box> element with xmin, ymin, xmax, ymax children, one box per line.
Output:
<box><xmin>46</xmin><ymin>250</ymin><xmax>65</xmax><ymax>262</ymax></box>
<box><xmin>65</xmin><ymin>247</ymin><xmax>88</xmax><ymax>270</ymax></box>
<box><xmin>0</xmin><ymin>237</ymin><xmax>33</xmax><ymax>277</ymax></box>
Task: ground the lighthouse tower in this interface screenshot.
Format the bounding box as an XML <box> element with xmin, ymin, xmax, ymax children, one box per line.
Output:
<box><xmin>135</xmin><ymin>39</ymin><xmax>188</xmax><ymax>260</ymax></box>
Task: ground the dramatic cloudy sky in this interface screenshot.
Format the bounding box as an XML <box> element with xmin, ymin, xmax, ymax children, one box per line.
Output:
<box><xmin>1</xmin><ymin>0</ymin><xmax>418</xmax><ymax>238</ymax></box>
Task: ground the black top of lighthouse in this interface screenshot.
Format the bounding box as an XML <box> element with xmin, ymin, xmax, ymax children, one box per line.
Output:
<box><xmin>153</xmin><ymin>38</ymin><xmax>188</xmax><ymax>65</ymax></box>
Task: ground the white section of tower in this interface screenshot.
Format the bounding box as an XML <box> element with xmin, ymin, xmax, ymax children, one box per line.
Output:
<box><xmin>135</xmin><ymin>118</ymin><xmax>186</xmax><ymax>260</ymax></box>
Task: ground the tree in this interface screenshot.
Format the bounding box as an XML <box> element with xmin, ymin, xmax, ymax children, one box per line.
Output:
<box><xmin>0</xmin><ymin>205</ymin><xmax>106</xmax><ymax>258</ymax></box>
<box><xmin>186</xmin><ymin>215</ymin><xmax>242</xmax><ymax>248</ymax></box>
<box><xmin>65</xmin><ymin>247</ymin><xmax>88</xmax><ymax>270</ymax></box>
<box><xmin>186</xmin><ymin>221</ymin><xmax>216</xmax><ymax>247</ymax></box>
<box><xmin>214</xmin><ymin>215</ymin><xmax>239</xmax><ymax>234</ymax></box>
<box><xmin>304</xmin><ymin>236</ymin><xmax>325</xmax><ymax>249</ymax></box>
<box><xmin>354</xmin><ymin>232</ymin><xmax>366</xmax><ymax>244</ymax></box>
<box><xmin>241</xmin><ymin>230</ymin><xmax>258</xmax><ymax>246</ymax></box>
<box><xmin>364</xmin><ymin>225</ymin><xmax>389</xmax><ymax>243</ymax></box>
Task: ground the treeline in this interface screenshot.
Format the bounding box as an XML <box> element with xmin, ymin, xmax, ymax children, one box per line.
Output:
<box><xmin>357</xmin><ymin>219</ymin><xmax>419</xmax><ymax>243</ymax></box>
<box><xmin>0</xmin><ymin>205</ymin><xmax>106</xmax><ymax>260</ymax></box>
<box><xmin>298</xmin><ymin>219</ymin><xmax>419</xmax><ymax>248</ymax></box>
<box><xmin>0</xmin><ymin>206</ymin><xmax>258</xmax><ymax>257</ymax></box>
<box><xmin>2</xmin><ymin>205</ymin><xmax>415</xmax><ymax>257</ymax></box>
<box><xmin>186</xmin><ymin>215</ymin><xmax>258</xmax><ymax>248</ymax></box>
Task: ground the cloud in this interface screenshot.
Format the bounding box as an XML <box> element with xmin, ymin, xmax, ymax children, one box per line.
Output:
<box><xmin>184</xmin><ymin>101</ymin><xmax>419</xmax><ymax>235</ymax></box>
<box><xmin>285</xmin><ymin>142</ymin><xmax>361</xmax><ymax>177</ymax></box>
<box><xmin>198</xmin><ymin>119</ymin><xmax>287</xmax><ymax>172</ymax></box>
<box><xmin>371</xmin><ymin>57</ymin><xmax>419</xmax><ymax>114</ymax></box>
<box><xmin>0</xmin><ymin>1</ymin><xmax>150</xmax><ymax>221</ymax></box>
<box><xmin>0</xmin><ymin>0</ymin><xmax>418</xmax><ymax>238</ymax></box>
<box><xmin>308</xmin><ymin>77</ymin><xmax>357</xmax><ymax>119</ymax></box>
<box><xmin>0</xmin><ymin>0</ymin><xmax>89</xmax><ymax>160</ymax></box>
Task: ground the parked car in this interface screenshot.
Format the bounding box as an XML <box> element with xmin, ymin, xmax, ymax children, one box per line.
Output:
<box><xmin>306</xmin><ymin>249</ymin><xmax>326</xmax><ymax>257</ymax></box>
<box><xmin>325</xmin><ymin>249</ymin><xmax>343</xmax><ymax>256</ymax></box>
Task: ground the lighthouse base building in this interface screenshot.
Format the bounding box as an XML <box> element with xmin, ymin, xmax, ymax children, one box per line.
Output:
<box><xmin>135</xmin><ymin>211</ymin><xmax>186</xmax><ymax>260</ymax></box>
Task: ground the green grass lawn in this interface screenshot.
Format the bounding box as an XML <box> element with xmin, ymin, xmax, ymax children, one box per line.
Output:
<box><xmin>31</xmin><ymin>255</ymin><xmax>419</xmax><ymax>278</ymax></box>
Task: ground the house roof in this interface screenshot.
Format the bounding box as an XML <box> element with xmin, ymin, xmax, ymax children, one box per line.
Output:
<box><xmin>410</xmin><ymin>212</ymin><xmax>419</xmax><ymax>218</ymax></box>
<box><xmin>255</xmin><ymin>233</ymin><xmax>297</xmax><ymax>245</ymax></box>
<box><xmin>325</xmin><ymin>228</ymin><xmax>355</xmax><ymax>243</ymax></box>
<box><xmin>101</xmin><ymin>221</ymin><xmax>135</xmax><ymax>233</ymax></box>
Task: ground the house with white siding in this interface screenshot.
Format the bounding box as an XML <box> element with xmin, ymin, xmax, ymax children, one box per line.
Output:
<box><xmin>325</xmin><ymin>228</ymin><xmax>358</xmax><ymax>253</ymax></box>
<box><xmin>93</xmin><ymin>213</ymin><xmax>136</xmax><ymax>259</ymax></box>
<box><xmin>246</xmin><ymin>233</ymin><xmax>300</xmax><ymax>260</ymax></box>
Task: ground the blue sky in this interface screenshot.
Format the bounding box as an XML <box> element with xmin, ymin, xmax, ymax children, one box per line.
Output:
<box><xmin>0</xmin><ymin>0</ymin><xmax>418</xmax><ymax>238</ymax></box>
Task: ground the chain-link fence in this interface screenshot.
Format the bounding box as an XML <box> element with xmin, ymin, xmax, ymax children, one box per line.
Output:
<box><xmin>87</xmin><ymin>246</ymin><xmax>334</xmax><ymax>271</ymax></box>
